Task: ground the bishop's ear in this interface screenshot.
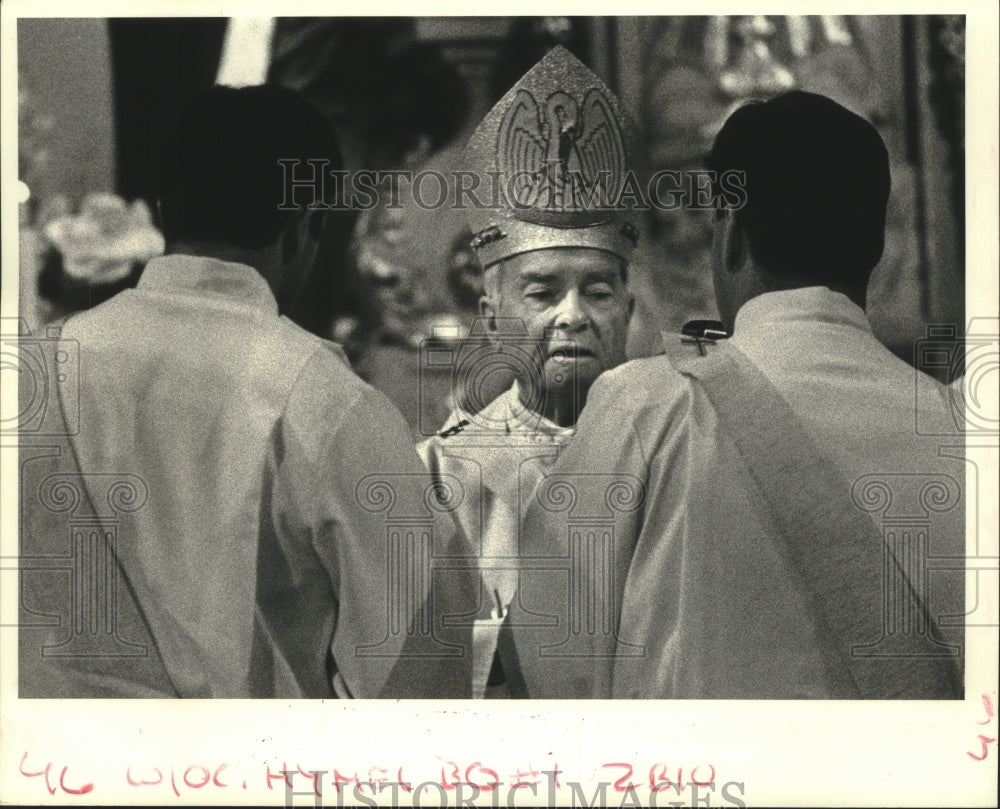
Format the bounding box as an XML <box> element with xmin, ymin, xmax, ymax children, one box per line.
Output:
<box><xmin>478</xmin><ymin>293</ymin><xmax>499</xmax><ymax>336</ymax></box>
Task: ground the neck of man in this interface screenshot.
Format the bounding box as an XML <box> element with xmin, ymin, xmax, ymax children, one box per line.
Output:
<box><xmin>517</xmin><ymin>380</ymin><xmax>583</xmax><ymax>429</ymax></box>
<box><xmin>728</xmin><ymin>262</ymin><xmax>868</xmax><ymax>333</ymax></box>
<box><xmin>166</xmin><ymin>240</ymin><xmax>288</xmax><ymax>307</ymax></box>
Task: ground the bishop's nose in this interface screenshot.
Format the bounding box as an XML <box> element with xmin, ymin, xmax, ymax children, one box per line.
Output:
<box><xmin>551</xmin><ymin>289</ymin><xmax>589</xmax><ymax>332</ymax></box>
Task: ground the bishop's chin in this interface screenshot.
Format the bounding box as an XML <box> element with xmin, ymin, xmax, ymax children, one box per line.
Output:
<box><xmin>544</xmin><ymin>358</ymin><xmax>600</xmax><ymax>396</ymax></box>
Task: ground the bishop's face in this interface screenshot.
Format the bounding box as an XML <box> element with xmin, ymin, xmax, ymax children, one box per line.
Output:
<box><xmin>481</xmin><ymin>247</ymin><xmax>634</xmax><ymax>401</ymax></box>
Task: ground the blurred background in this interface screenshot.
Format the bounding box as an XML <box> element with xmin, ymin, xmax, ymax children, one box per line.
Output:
<box><xmin>17</xmin><ymin>16</ymin><xmax>965</xmax><ymax>432</ymax></box>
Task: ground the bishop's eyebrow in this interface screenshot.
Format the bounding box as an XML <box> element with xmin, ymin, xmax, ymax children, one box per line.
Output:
<box><xmin>582</xmin><ymin>267</ymin><xmax>619</xmax><ymax>283</ymax></box>
<box><xmin>517</xmin><ymin>271</ymin><xmax>561</xmax><ymax>285</ymax></box>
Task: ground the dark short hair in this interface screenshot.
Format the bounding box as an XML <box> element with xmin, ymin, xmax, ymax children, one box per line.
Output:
<box><xmin>707</xmin><ymin>90</ymin><xmax>890</xmax><ymax>290</ymax></box>
<box><xmin>157</xmin><ymin>84</ymin><xmax>341</xmax><ymax>249</ymax></box>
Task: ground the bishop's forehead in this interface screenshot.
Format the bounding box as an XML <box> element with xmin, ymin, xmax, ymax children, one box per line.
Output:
<box><xmin>464</xmin><ymin>46</ymin><xmax>641</xmax><ymax>268</ymax></box>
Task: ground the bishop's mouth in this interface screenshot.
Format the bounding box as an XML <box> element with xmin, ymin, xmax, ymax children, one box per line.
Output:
<box><xmin>547</xmin><ymin>346</ymin><xmax>597</xmax><ymax>361</ymax></box>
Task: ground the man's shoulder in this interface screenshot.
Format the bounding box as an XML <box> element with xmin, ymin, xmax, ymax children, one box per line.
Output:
<box><xmin>276</xmin><ymin>317</ymin><xmax>356</xmax><ymax>382</ymax></box>
<box><xmin>275</xmin><ymin>324</ymin><xmax>409</xmax><ymax>443</ymax></box>
<box><xmin>415</xmin><ymin>411</ymin><xmax>470</xmax><ymax>476</ymax></box>
<box><xmin>599</xmin><ymin>323</ymin><xmax>728</xmax><ymax>395</ymax></box>
<box><xmin>416</xmin><ymin>388</ymin><xmax>519</xmax><ymax>466</ymax></box>
<box><xmin>425</xmin><ymin>412</ymin><xmax>475</xmax><ymax>443</ymax></box>
<box><xmin>59</xmin><ymin>289</ymin><xmax>137</xmax><ymax>342</ymax></box>
<box><xmin>580</xmin><ymin>338</ymin><xmax>729</xmax><ymax>449</ymax></box>
<box><xmin>433</xmin><ymin>388</ymin><xmax>515</xmax><ymax>438</ymax></box>
<box><xmin>594</xmin><ymin>352</ymin><xmax>692</xmax><ymax>407</ymax></box>
<box><xmin>416</xmin><ymin>410</ymin><xmax>467</xmax><ymax>455</ymax></box>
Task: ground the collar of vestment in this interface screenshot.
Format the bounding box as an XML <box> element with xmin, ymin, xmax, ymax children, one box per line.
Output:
<box><xmin>730</xmin><ymin>286</ymin><xmax>871</xmax><ymax>353</ymax></box>
<box><xmin>137</xmin><ymin>253</ymin><xmax>279</xmax><ymax>315</ymax></box>
<box><xmin>506</xmin><ymin>380</ymin><xmax>576</xmax><ymax>440</ymax></box>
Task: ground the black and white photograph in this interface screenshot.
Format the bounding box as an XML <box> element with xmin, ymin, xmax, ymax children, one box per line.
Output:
<box><xmin>1</xmin><ymin>3</ymin><xmax>997</xmax><ymax>807</ymax></box>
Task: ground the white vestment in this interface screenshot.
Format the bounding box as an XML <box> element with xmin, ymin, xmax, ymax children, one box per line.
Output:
<box><xmin>512</xmin><ymin>287</ymin><xmax>965</xmax><ymax>699</ymax></box>
<box><xmin>19</xmin><ymin>254</ymin><xmax>472</xmax><ymax>698</ymax></box>
<box><xmin>418</xmin><ymin>381</ymin><xmax>574</xmax><ymax>696</ymax></box>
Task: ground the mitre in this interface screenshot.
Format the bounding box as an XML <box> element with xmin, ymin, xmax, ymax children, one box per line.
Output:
<box><xmin>464</xmin><ymin>45</ymin><xmax>642</xmax><ymax>268</ymax></box>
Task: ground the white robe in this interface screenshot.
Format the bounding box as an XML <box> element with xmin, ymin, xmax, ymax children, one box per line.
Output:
<box><xmin>511</xmin><ymin>287</ymin><xmax>965</xmax><ymax>699</ymax></box>
<box><xmin>418</xmin><ymin>381</ymin><xmax>574</xmax><ymax>696</ymax></box>
<box><xmin>18</xmin><ymin>254</ymin><xmax>472</xmax><ymax>698</ymax></box>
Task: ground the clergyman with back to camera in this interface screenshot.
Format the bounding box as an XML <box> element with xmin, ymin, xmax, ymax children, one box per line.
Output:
<box><xmin>510</xmin><ymin>90</ymin><xmax>965</xmax><ymax>700</ymax></box>
<box><xmin>19</xmin><ymin>85</ymin><xmax>473</xmax><ymax>699</ymax></box>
